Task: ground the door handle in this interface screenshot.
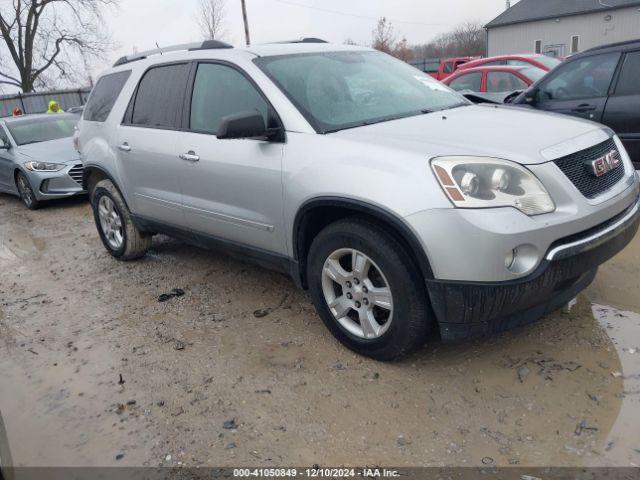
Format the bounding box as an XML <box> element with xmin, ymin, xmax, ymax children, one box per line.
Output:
<box><xmin>118</xmin><ymin>142</ymin><xmax>131</xmax><ymax>152</ymax></box>
<box><xmin>572</xmin><ymin>104</ymin><xmax>596</xmax><ymax>113</ymax></box>
<box><xmin>179</xmin><ymin>151</ymin><xmax>200</xmax><ymax>162</ymax></box>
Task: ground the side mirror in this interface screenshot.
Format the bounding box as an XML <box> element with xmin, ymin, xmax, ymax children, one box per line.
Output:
<box><xmin>0</xmin><ymin>139</ymin><xmax>9</xmax><ymax>150</ymax></box>
<box><xmin>217</xmin><ymin>111</ymin><xmax>276</xmax><ymax>141</ymax></box>
<box><xmin>523</xmin><ymin>87</ymin><xmax>539</xmax><ymax>105</ymax></box>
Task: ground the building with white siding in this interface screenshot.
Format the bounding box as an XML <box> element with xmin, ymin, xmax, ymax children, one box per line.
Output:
<box><xmin>486</xmin><ymin>0</ymin><xmax>640</xmax><ymax>57</ymax></box>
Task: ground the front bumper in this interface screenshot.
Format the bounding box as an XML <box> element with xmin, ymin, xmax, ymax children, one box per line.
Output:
<box><xmin>28</xmin><ymin>163</ymin><xmax>86</xmax><ymax>201</ymax></box>
<box><xmin>426</xmin><ymin>195</ymin><xmax>640</xmax><ymax>341</ymax></box>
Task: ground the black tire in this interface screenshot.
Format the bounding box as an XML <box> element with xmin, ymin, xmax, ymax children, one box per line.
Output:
<box><xmin>307</xmin><ymin>217</ymin><xmax>432</xmax><ymax>361</ymax></box>
<box><xmin>91</xmin><ymin>179</ymin><xmax>151</xmax><ymax>260</ymax></box>
<box><xmin>15</xmin><ymin>171</ymin><xmax>40</xmax><ymax>210</ymax></box>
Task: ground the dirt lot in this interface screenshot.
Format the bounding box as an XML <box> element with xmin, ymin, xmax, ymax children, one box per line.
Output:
<box><xmin>1</xmin><ymin>193</ymin><xmax>640</xmax><ymax>468</ymax></box>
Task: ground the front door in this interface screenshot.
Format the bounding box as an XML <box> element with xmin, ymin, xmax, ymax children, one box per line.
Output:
<box><xmin>116</xmin><ymin>62</ymin><xmax>192</xmax><ymax>227</ymax></box>
<box><xmin>603</xmin><ymin>50</ymin><xmax>640</xmax><ymax>167</ymax></box>
<box><xmin>179</xmin><ymin>62</ymin><xmax>285</xmax><ymax>254</ymax></box>
<box><xmin>534</xmin><ymin>52</ymin><xmax>621</xmax><ymax>122</ymax></box>
<box><xmin>0</xmin><ymin>125</ymin><xmax>15</xmax><ymax>191</ymax></box>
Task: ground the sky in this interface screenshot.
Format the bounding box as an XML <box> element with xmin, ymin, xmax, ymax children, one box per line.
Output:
<box><xmin>1</xmin><ymin>0</ymin><xmax>517</xmax><ymax>92</ymax></box>
<box><xmin>100</xmin><ymin>0</ymin><xmax>514</xmax><ymax>69</ymax></box>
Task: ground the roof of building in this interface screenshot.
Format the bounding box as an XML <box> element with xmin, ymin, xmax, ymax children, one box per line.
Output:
<box><xmin>486</xmin><ymin>0</ymin><xmax>640</xmax><ymax>28</ymax></box>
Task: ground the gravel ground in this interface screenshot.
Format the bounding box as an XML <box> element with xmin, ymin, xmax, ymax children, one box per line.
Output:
<box><xmin>1</xmin><ymin>193</ymin><xmax>639</xmax><ymax>468</ymax></box>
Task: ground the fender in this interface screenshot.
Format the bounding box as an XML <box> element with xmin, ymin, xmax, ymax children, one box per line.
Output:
<box><xmin>293</xmin><ymin>196</ymin><xmax>435</xmax><ymax>285</ymax></box>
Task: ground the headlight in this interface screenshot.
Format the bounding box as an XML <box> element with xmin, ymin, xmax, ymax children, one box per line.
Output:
<box><xmin>24</xmin><ymin>161</ymin><xmax>65</xmax><ymax>172</ymax></box>
<box><xmin>431</xmin><ymin>157</ymin><xmax>555</xmax><ymax>216</ymax></box>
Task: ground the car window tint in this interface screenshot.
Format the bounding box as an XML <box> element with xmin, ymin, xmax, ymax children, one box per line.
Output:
<box><xmin>538</xmin><ymin>53</ymin><xmax>619</xmax><ymax>101</ymax></box>
<box><xmin>486</xmin><ymin>72</ymin><xmax>528</xmax><ymax>93</ymax></box>
<box><xmin>0</xmin><ymin>126</ymin><xmax>8</xmax><ymax>145</ymax></box>
<box><xmin>189</xmin><ymin>63</ymin><xmax>269</xmax><ymax>135</ymax></box>
<box><xmin>448</xmin><ymin>72</ymin><xmax>482</xmax><ymax>92</ymax></box>
<box><xmin>132</xmin><ymin>63</ymin><xmax>190</xmax><ymax>128</ymax></box>
<box><xmin>614</xmin><ymin>51</ymin><xmax>640</xmax><ymax>96</ymax></box>
<box><xmin>506</xmin><ymin>59</ymin><xmax>530</xmax><ymax>67</ymax></box>
<box><xmin>84</xmin><ymin>71</ymin><xmax>131</xmax><ymax>122</ymax></box>
<box><xmin>443</xmin><ymin>62</ymin><xmax>453</xmax><ymax>74</ymax></box>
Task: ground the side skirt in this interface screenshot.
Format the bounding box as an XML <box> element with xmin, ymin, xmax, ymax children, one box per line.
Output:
<box><xmin>130</xmin><ymin>214</ymin><xmax>303</xmax><ymax>288</ymax></box>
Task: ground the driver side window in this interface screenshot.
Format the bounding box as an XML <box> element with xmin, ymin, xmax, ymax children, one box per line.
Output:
<box><xmin>537</xmin><ymin>52</ymin><xmax>619</xmax><ymax>101</ymax></box>
<box><xmin>0</xmin><ymin>126</ymin><xmax>9</xmax><ymax>147</ymax></box>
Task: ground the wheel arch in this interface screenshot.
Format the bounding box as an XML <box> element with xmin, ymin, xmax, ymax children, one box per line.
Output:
<box><xmin>83</xmin><ymin>166</ymin><xmax>129</xmax><ymax>207</ymax></box>
<box><xmin>292</xmin><ymin>197</ymin><xmax>434</xmax><ymax>288</ymax></box>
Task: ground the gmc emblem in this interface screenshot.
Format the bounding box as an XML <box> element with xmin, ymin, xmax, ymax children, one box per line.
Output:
<box><xmin>586</xmin><ymin>150</ymin><xmax>622</xmax><ymax>177</ymax></box>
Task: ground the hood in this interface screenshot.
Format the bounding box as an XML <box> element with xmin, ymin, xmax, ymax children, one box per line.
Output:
<box><xmin>17</xmin><ymin>137</ymin><xmax>80</xmax><ymax>163</ymax></box>
<box><xmin>332</xmin><ymin>104</ymin><xmax>608</xmax><ymax>165</ymax></box>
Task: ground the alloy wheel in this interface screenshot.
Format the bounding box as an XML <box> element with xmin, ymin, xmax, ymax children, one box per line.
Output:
<box><xmin>98</xmin><ymin>195</ymin><xmax>124</xmax><ymax>250</ymax></box>
<box><xmin>321</xmin><ymin>248</ymin><xmax>394</xmax><ymax>339</ymax></box>
<box><xmin>17</xmin><ymin>173</ymin><xmax>35</xmax><ymax>208</ymax></box>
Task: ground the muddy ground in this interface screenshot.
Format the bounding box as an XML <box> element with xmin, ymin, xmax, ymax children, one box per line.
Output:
<box><xmin>1</xmin><ymin>193</ymin><xmax>639</xmax><ymax>468</ymax></box>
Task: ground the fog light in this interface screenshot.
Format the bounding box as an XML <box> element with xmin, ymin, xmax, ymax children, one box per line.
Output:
<box><xmin>505</xmin><ymin>249</ymin><xmax>517</xmax><ymax>270</ymax></box>
<box><xmin>505</xmin><ymin>244</ymin><xmax>540</xmax><ymax>275</ymax></box>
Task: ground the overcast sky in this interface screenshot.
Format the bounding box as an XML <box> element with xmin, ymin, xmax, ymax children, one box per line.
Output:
<box><xmin>100</xmin><ymin>0</ymin><xmax>514</xmax><ymax>70</ymax></box>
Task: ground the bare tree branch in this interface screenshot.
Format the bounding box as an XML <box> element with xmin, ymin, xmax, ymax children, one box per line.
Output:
<box><xmin>195</xmin><ymin>0</ymin><xmax>226</xmax><ymax>41</ymax></box>
<box><xmin>0</xmin><ymin>0</ymin><xmax>117</xmax><ymax>92</ymax></box>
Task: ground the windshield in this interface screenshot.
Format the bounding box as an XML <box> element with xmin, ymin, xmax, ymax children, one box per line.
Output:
<box><xmin>521</xmin><ymin>66</ymin><xmax>546</xmax><ymax>83</ymax></box>
<box><xmin>7</xmin><ymin>116</ymin><xmax>77</xmax><ymax>146</ymax></box>
<box><xmin>255</xmin><ymin>51</ymin><xmax>469</xmax><ymax>133</ymax></box>
<box><xmin>536</xmin><ymin>55</ymin><xmax>562</xmax><ymax>70</ymax></box>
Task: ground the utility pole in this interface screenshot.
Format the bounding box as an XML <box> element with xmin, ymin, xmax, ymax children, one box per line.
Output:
<box><xmin>241</xmin><ymin>0</ymin><xmax>251</xmax><ymax>45</ymax></box>
<box><xmin>505</xmin><ymin>0</ymin><xmax>511</xmax><ymax>9</ymax></box>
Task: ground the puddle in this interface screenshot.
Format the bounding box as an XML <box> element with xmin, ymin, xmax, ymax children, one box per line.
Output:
<box><xmin>592</xmin><ymin>304</ymin><xmax>640</xmax><ymax>467</ymax></box>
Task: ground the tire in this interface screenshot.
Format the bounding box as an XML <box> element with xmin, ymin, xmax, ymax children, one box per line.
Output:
<box><xmin>15</xmin><ymin>171</ymin><xmax>40</xmax><ymax>210</ymax></box>
<box><xmin>307</xmin><ymin>217</ymin><xmax>432</xmax><ymax>361</ymax></box>
<box><xmin>91</xmin><ymin>179</ymin><xmax>151</xmax><ymax>260</ymax></box>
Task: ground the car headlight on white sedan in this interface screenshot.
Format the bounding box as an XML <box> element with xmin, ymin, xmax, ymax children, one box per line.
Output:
<box><xmin>24</xmin><ymin>161</ymin><xmax>65</xmax><ymax>172</ymax></box>
<box><xmin>431</xmin><ymin>157</ymin><xmax>555</xmax><ymax>216</ymax></box>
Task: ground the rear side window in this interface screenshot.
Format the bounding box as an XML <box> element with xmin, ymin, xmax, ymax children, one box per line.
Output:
<box><xmin>84</xmin><ymin>71</ymin><xmax>131</xmax><ymax>122</ymax></box>
<box><xmin>486</xmin><ymin>72</ymin><xmax>528</xmax><ymax>93</ymax></box>
<box><xmin>443</xmin><ymin>62</ymin><xmax>454</xmax><ymax>74</ymax></box>
<box><xmin>131</xmin><ymin>63</ymin><xmax>190</xmax><ymax>128</ymax></box>
<box><xmin>189</xmin><ymin>63</ymin><xmax>269</xmax><ymax>135</ymax></box>
<box><xmin>448</xmin><ymin>72</ymin><xmax>482</xmax><ymax>92</ymax></box>
<box><xmin>614</xmin><ymin>51</ymin><xmax>640</xmax><ymax>96</ymax></box>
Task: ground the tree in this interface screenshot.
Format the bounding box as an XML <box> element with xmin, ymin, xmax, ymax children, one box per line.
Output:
<box><xmin>371</xmin><ymin>17</ymin><xmax>396</xmax><ymax>55</ymax></box>
<box><xmin>412</xmin><ymin>21</ymin><xmax>486</xmax><ymax>59</ymax></box>
<box><xmin>196</xmin><ymin>0</ymin><xmax>227</xmax><ymax>41</ymax></box>
<box><xmin>0</xmin><ymin>0</ymin><xmax>116</xmax><ymax>93</ymax></box>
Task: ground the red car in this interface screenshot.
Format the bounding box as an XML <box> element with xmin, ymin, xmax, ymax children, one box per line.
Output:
<box><xmin>443</xmin><ymin>65</ymin><xmax>547</xmax><ymax>96</ymax></box>
<box><xmin>427</xmin><ymin>57</ymin><xmax>478</xmax><ymax>80</ymax></box>
<box><xmin>457</xmin><ymin>54</ymin><xmax>561</xmax><ymax>73</ymax></box>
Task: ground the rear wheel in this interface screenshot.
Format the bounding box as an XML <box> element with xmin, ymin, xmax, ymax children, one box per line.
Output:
<box><xmin>15</xmin><ymin>171</ymin><xmax>40</xmax><ymax>210</ymax></box>
<box><xmin>91</xmin><ymin>179</ymin><xmax>151</xmax><ymax>260</ymax></box>
<box><xmin>307</xmin><ymin>218</ymin><xmax>432</xmax><ymax>361</ymax></box>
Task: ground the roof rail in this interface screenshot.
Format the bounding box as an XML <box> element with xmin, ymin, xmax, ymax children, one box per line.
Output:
<box><xmin>583</xmin><ymin>39</ymin><xmax>640</xmax><ymax>54</ymax></box>
<box><xmin>113</xmin><ymin>40</ymin><xmax>233</xmax><ymax>67</ymax></box>
<box><xmin>271</xmin><ymin>37</ymin><xmax>329</xmax><ymax>44</ymax></box>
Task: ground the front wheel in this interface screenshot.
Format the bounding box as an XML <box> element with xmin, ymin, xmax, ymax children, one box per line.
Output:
<box><xmin>91</xmin><ymin>179</ymin><xmax>151</xmax><ymax>260</ymax></box>
<box><xmin>307</xmin><ymin>218</ymin><xmax>432</xmax><ymax>361</ymax></box>
<box><xmin>15</xmin><ymin>171</ymin><xmax>40</xmax><ymax>210</ymax></box>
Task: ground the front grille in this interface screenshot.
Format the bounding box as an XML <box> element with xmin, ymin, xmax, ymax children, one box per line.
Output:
<box><xmin>68</xmin><ymin>164</ymin><xmax>84</xmax><ymax>186</ymax></box>
<box><xmin>553</xmin><ymin>138</ymin><xmax>625</xmax><ymax>199</ymax></box>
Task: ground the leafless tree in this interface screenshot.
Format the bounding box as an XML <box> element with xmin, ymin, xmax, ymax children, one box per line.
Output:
<box><xmin>412</xmin><ymin>21</ymin><xmax>486</xmax><ymax>59</ymax></box>
<box><xmin>196</xmin><ymin>0</ymin><xmax>226</xmax><ymax>41</ymax></box>
<box><xmin>371</xmin><ymin>17</ymin><xmax>414</xmax><ymax>61</ymax></box>
<box><xmin>371</xmin><ymin>17</ymin><xmax>396</xmax><ymax>55</ymax></box>
<box><xmin>0</xmin><ymin>0</ymin><xmax>116</xmax><ymax>93</ymax></box>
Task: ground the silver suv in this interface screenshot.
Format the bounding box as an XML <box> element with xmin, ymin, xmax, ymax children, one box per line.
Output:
<box><xmin>77</xmin><ymin>40</ymin><xmax>640</xmax><ymax>360</ymax></box>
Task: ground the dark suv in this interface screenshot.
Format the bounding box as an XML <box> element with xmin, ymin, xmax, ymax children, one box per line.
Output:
<box><xmin>514</xmin><ymin>40</ymin><xmax>640</xmax><ymax>168</ymax></box>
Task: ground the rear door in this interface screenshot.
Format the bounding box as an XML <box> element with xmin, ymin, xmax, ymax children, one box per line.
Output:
<box><xmin>602</xmin><ymin>50</ymin><xmax>640</xmax><ymax>167</ymax></box>
<box><xmin>116</xmin><ymin>62</ymin><xmax>192</xmax><ymax>227</ymax></box>
<box><xmin>533</xmin><ymin>52</ymin><xmax>620</xmax><ymax>122</ymax></box>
